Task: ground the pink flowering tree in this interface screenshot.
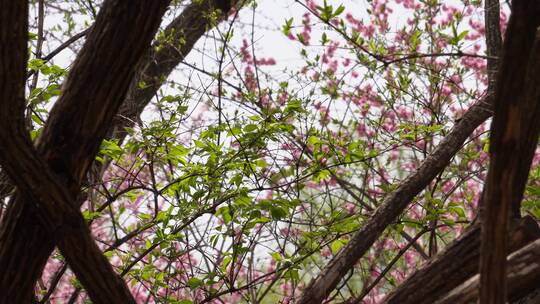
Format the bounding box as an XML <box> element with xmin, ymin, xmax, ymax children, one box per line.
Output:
<box><xmin>0</xmin><ymin>0</ymin><xmax>538</xmax><ymax>303</ymax></box>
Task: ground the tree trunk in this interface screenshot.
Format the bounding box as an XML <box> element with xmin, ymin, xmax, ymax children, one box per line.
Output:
<box><xmin>0</xmin><ymin>0</ymin><xmax>170</xmax><ymax>302</ymax></box>
<box><xmin>479</xmin><ymin>1</ymin><xmax>540</xmax><ymax>302</ymax></box>
<box><xmin>0</xmin><ymin>1</ymin><xmax>237</xmax><ymax>300</ymax></box>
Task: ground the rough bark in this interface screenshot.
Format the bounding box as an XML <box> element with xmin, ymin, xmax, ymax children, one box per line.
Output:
<box><xmin>513</xmin><ymin>287</ymin><xmax>540</xmax><ymax>304</ymax></box>
<box><xmin>0</xmin><ymin>0</ymin><xmax>237</xmax><ymax>201</ymax></box>
<box><xmin>0</xmin><ymin>1</ymin><xmax>236</xmax><ymax>300</ymax></box>
<box><xmin>437</xmin><ymin>238</ymin><xmax>540</xmax><ymax>304</ymax></box>
<box><xmin>110</xmin><ymin>0</ymin><xmax>235</xmax><ymax>144</ymax></box>
<box><xmin>296</xmin><ymin>98</ymin><xmax>492</xmax><ymax>304</ymax></box>
<box><xmin>0</xmin><ymin>0</ymin><xmax>238</xmax><ymax>301</ymax></box>
<box><xmin>0</xmin><ymin>0</ymin><xmax>170</xmax><ymax>302</ymax></box>
<box><xmin>382</xmin><ymin>216</ymin><xmax>540</xmax><ymax>303</ymax></box>
<box><xmin>483</xmin><ymin>0</ymin><xmax>502</xmax><ymax>102</ymax></box>
<box><xmin>0</xmin><ymin>2</ymin><xmax>49</xmax><ymax>301</ymax></box>
<box><xmin>479</xmin><ymin>1</ymin><xmax>540</xmax><ymax>302</ymax></box>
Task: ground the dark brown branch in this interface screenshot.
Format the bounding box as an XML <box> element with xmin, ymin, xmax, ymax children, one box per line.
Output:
<box><xmin>384</xmin><ymin>15</ymin><xmax>539</xmax><ymax>301</ymax></box>
<box><xmin>382</xmin><ymin>216</ymin><xmax>540</xmax><ymax>303</ymax></box>
<box><xmin>1</xmin><ymin>1</ymin><xmax>237</xmax><ymax>200</ymax></box>
<box><xmin>438</xmin><ymin>237</ymin><xmax>540</xmax><ymax>304</ymax></box>
<box><xmin>44</xmin><ymin>1</ymin><xmax>239</xmax><ymax>297</ymax></box>
<box><xmin>483</xmin><ymin>0</ymin><xmax>502</xmax><ymax>102</ymax></box>
<box><xmin>0</xmin><ymin>4</ymin><xmax>41</xmax><ymax>302</ymax></box>
<box><xmin>0</xmin><ymin>0</ymin><xmax>170</xmax><ymax>302</ymax></box>
<box><xmin>110</xmin><ymin>0</ymin><xmax>236</xmax><ymax>144</ymax></box>
<box><xmin>0</xmin><ymin>1</ymin><xmax>27</xmax><ymax>134</ymax></box>
<box><xmin>480</xmin><ymin>1</ymin><xmax>540</xmax><ymax>302</ymax></box>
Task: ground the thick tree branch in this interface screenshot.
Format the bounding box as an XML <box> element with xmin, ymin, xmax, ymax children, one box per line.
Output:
<box><xmin>378</xmin><ymin>1</ymin><xmax>506</xmax><ymax>302</ymax></box>
<box><xmin>480</xmin><ymin>1</ymin><xmax>540</xmax><ymax>302</ymax></box>
<box><xmin>484</xmin><ymin>0</ymin><xmax>502</xmax><ymax>101</ymax></box>
<box><xmin>438</xmin><ymin>237</ymin><xmax>540</xmax><ymax>304</ymax></box>
<box><xmin>0</xmin><ymin>3</ymin><xmax>47</xmax><ymax>301</ymax></box>
<box><xmin>0</xmin><ymin>2</ymin><xmax>27</xmax><ymax>136</ymax></box>
<box><xmin>381</xmin><ymin>216</ymin><xmax>540</xmax><ymax>303</ymax></box>
<box><xmin>297</xmin><ymin>98</ymin><xmax>492</xmax><ymax>304</ymax></box>
<box><xmin>36</xmin><ymin>1</ymin><xmax>169</xmax><ymax>185</ymax></box>
<box><xmin>84</xmin><ymin>0</ymin><xmax>238</xmax><ymax>208</ymax></box>
<box><xmin>0</xmin><ymin>1</ymin><xmax>238</xmax><ymax>301</ymax></box>
<box><xmin>0</xmin><ymin>0</ymin><xmax>238</xmax><ymax>201</ymax></box>
<box><xmin>1</xmin><ymin>1</ymin><xmax>239</xmax><ymax>299</ymax></box>
<box><xmin>110</xmin><ymin>0</ymin><xmax>237</xmax><ymax>144</ymax></box>
<box><xmin>296</xmin><ymin>1</ymin><xmax>540</xmax><ymax>302</ymax></box>
<box><xmin>0</xmin><ymin>0</ymin><xmax>170</xmax><ymax>302</ymax></box>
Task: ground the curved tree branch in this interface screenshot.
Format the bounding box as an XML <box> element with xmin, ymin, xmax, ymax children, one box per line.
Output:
<box><xmin>0</xmin><ymin>0</ymin><xmax>241</xmax><ymax>301</ymax></box>
<box><xmin>297</xmin><ymin>0</ymin><xmax>538</xmax><ymax>302</ymax></box>
<box><xmin>110</xmin><ymin>0</ymin><xmax>238</xmax><ymax>144</ymax></box>
<box><xmin>0</xmin><ymin>0</ymin><xmax>239</xmax><ymax>201</ymax></box>
<box><xmin>378</xmin><ymin>0</ymin><xmax>507</xmax><ymax>302</ymax></box>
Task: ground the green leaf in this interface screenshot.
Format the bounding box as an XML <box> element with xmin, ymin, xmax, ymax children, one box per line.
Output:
<box><xmin>186</xmin><ymin>277</ymin><xmax>203</xmax><ymax>289</ymax></box>
<box><xmin>270</xmin><ymin>206</ymin><xmax>287</xmax><ymax>219</ymax></box>
<box><xmin>334</xmin><ymin>5</ymin><xmax>345</xmax><ymax>17</ymax></box>
<box><xmin>330</xmin><ymin>239</ymin><xmax>346</xmax><ymax>254</ymax></box>
<box><xmin>271</xmin><ymin>252</ymin><xmax>283</xmax><ymax>262</ymax></box>
<box><xmin>28</xmin><ymin>58</ymin><xmax>44</xmax><ymax>71</ymax></box>
<box><xmin>282</xmin><ymin>18</ymin><xmax>294</xmax><ymax>36</ymax></box>
<box><xmin>221</xmin><ymin>256</ymin><xmax>232</xmax><ymax>272</ymax></box>
<box><xmin>449</xmin><ymin>206</ymin><xmax>466</xmax><ymax>219</ymax></box>
<box><xmin>321</xmin><ymin>32</ymin><xmax>329</xmax><ymax>45</ymax></box>
<box><xmin>243</xmin><ymin>124</ymin><xmax>258</xmax><ymax>132</ymax></box>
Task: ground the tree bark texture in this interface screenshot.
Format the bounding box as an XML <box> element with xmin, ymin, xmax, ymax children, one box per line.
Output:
<box><xmin>437</xmin><ymin>238</ymin><xmax>540</xmax><ymax>304</ymax></box>
<box><xmin>479</xmin><ymin>1</ymin><xmax>540</xmax><ymax>302</ymax></box>
<box><xmin>382</xmin><ymin>216</ymin><xmax>540</xmax><ymax>304</ymax></box>
<box><xmin>0</xmin><ymin>1</ymin><xmax>236</xmax><ymax>301</ymax></box>
<box><xmin>0</xmin><ymin>1</ymin><xmax>237</xmax><ymax>200</ymax></box>
<box><xmin>483</xmin><ymin>0</ymin><xmax>502</xmax><ymax>104</ymax></box>
<box><xmin>0</xmin><ymin>0</ymin><xmax>170</xmax><ymax>302</ymax></box>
